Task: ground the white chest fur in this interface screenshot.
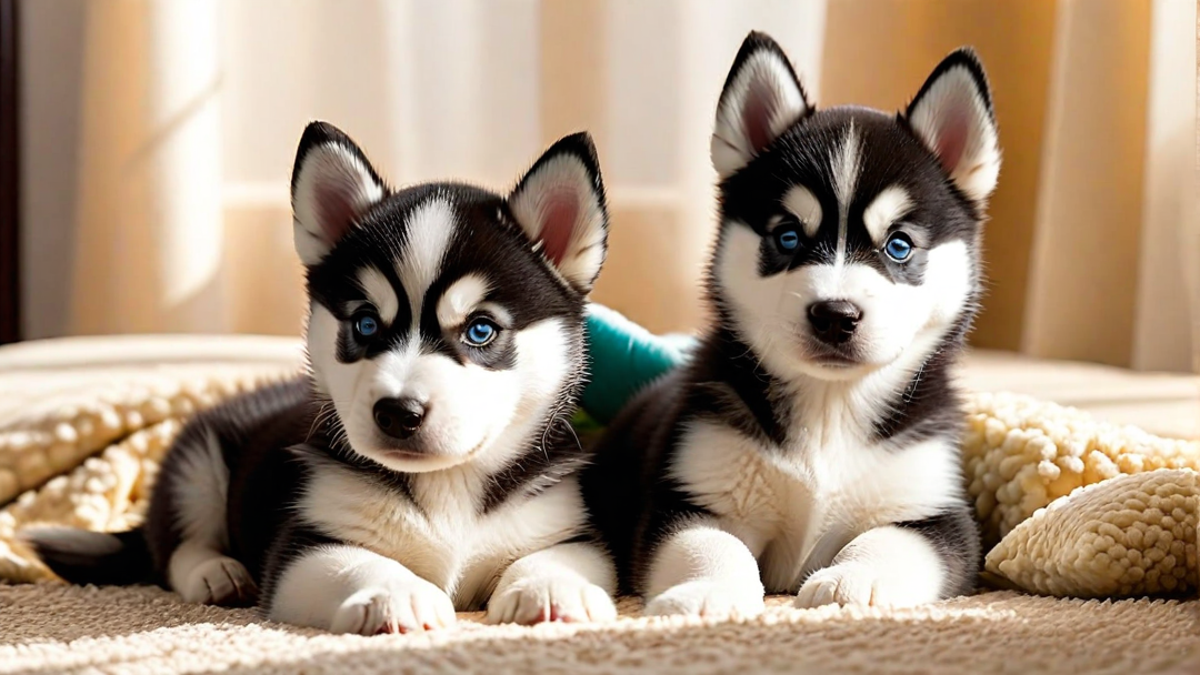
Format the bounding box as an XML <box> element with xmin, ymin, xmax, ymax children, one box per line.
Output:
<box><xmin>670</xmin><ymin>416</ymin><xmax>962</xmax><ymax>593</ymax></box>
<box><xmin>298</xmin><ymin>466</ymin><xmax>586</xmax><ymax>608</ymax></box>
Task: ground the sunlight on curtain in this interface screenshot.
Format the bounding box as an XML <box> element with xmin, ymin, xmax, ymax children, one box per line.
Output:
<box><xmin>22</xmin><ymin>0</ymin><xmax>1200</xmax><ymax>373</ymax></box>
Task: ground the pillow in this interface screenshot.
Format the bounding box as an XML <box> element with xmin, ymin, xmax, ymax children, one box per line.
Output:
<box><xmin>984</xmin><ymin>468</ymin><xmax>1196</xmax><ymax>597</ymax></box>
<box><xmin>962</xmin><ymin>392</ymin><xmax>1200</xmax><ymax>546</ymax></box>
<box><xmin>965</xmin><ymin>392</ymin><xmax>1200</xmax><ymax>597</ymax></box>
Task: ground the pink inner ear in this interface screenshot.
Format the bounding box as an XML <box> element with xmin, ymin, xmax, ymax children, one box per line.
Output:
<box><xmin>935</xmin><ymin>114</ymin><xmax>968</xmax><ymax>174</ymax></box>
<box><xmin>742</xmin><ymin>80</ymin><xmax>778</xmax><ymax>154</ymax></box>
<box><xmin>539</xmin><ymin>189</ymin><xmax>580</xmax><ymax>266</ymax></box>
<box><xmin>315</xmin><ymin>182</ymin><xmax>358</xmax><ymax>244</ymax></box>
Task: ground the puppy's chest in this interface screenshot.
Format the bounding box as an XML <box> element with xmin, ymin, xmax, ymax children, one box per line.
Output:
<box><xmin>672</xmin><ymin>416</ymin><xmax>910</xmax><ymax>589</ymax></box>
<box><xmin>300</xmin><ymin>470</ymin><xmax>585</xmax><ymax>608</ymax></box>
<box><xmin>675</xmin><ymin>418</ymin><xmax>883</xmax><ymax>532</ymax></box>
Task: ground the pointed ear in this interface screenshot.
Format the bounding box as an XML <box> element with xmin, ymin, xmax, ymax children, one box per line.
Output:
<box><xmin>711</xmin><ymin>31</ymin><xmax>812</xmax><ymax>179</ymax></box>
<box><xmin>904</xmin><ymin>48</ymin><xmax>1001</xmax><ymax>204</ymax></box>
<box><xmin>508</xmin><ymin>132</ymin><xmax>609</xmax><ymax>295</ymax></box>
<box><xmin>290</xmin><ymin>121</ymin><xmax>387</xmax><ymax>265</ymax></box>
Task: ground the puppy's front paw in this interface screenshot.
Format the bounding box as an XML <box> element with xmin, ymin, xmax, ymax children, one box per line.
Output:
<box><xmin>643</xmin><ymin>580</ymin><xmax>764</xmax><ymax>620</ymax></box>
<box><xmin>330</xmin><ymin>576</ymin><xmax>456</xmax><ymax>635</ymax></box>
<box><xmin>794</xmin><ymin>561</ymin><xmax>938</xmax><ymax>609</ymax></box>
<box><xmin>181</xmin><ymin>555</ymin><xmax>257</xmax><ymax>606</ymax></box>
<box><xmin>487</xmin><ymin>575</ymin><xmax>617</xmax><ymax>625</ymax></box>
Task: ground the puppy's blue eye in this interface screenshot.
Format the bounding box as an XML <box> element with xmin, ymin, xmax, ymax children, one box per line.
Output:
<box><xmin>463</xmin><ymin>319</ymin><xmax>498</xmax><ymax>347</ymax></box>
<box><xmin>884</xmin><ymin>233</ymin><xmax>914</xmax><ymax>262</ymax></box>
<box><xmin>775</xmin><ymin>227</ymin><xmax>800</xmax><ymax>252</ymax></box>
<box><xmin>354</xmin><ymin>314</ymin><xmax>379</xmax><ymax>338</ymax></box>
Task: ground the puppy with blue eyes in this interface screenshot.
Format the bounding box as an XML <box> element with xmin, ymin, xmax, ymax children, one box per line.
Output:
<box><xmin>582</xmin><ymin>32</ymin><xmax>999</xmax><ymax>617</ymax></box>
<box><xmin>27</xmin><ymin>122</ymin><xmax>619</xmax><ymax>634</ymax></box>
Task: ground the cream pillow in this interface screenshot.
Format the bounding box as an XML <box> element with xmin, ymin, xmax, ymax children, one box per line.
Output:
<box><xmin>984</xmin><ymin>469</ymin><xmax>1197</xmax><ymax>597</ymax></box>
<box><xmin>965</xmin><ymin>393</ymin><xmax>1200</xmax><ymax>597</ymax></box>
<box><xmin>963</xmin><ymin>392</ymin><xmax>1200</xmax><ymax>546</ymax></box>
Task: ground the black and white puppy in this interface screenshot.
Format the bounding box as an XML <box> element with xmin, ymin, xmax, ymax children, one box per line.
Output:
<box><xmin>28</xmin><ymin>122</ymin><xmax>618</xmax><ymax>633</ymax></box>
<box><xmin>581</xmin><ymin>32</ymin><xmax>999</xmax><ymax>618</ymax></box>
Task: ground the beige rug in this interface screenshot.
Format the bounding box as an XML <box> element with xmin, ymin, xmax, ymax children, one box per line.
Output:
<box><xmin>2</xmin><ymin>584</ymin><xmax>1199</xmax><ymax>675</ymax></box>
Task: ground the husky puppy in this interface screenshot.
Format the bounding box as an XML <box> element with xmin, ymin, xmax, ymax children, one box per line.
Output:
<box><xmin>28</xmin><ymin>122</ymin><xmax>619</xmax><ymax>634</ymax></box>
<box><xmin>581</xmin><ymin>32</ymin><xmax>1000</xmax><ymax>618</ymax></box>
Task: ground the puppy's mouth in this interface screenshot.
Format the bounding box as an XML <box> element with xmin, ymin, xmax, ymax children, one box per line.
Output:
<box><xmin>802</xmin><ymin>341</ymin><xmax>862</xmax><ymax>368</ymax></box>
<box><xmin>371</xmin><ymin>434</ymin><xmax>491</xmax><ymax>472</ymax></box>
<box><xmin>809</xmin><ymin>351</ymin><xmax>858</xmax><ymax>367</ymax></box>
<box><xmin>380</xmin><ymin>449</ymin><xmax>428</xmax><ymax>461</ymax></box>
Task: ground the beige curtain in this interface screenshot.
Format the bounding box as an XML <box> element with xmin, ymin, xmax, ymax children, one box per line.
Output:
<box><xmin>22</xmin><ymin>0</ymin><xmax>1200</xmax><ymax>373</ymax></box>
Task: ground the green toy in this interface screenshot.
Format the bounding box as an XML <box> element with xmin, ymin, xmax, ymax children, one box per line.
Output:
<box><xmin>575</xmin><ymin>303</ymin><xmax>694</xmax><ymax>427</ymax></box>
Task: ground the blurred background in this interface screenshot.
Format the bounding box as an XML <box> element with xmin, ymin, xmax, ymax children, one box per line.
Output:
<box><xmin>8</xmin><ymin>0</ymin><xmax>1200</xmax><ymax>373</ymax></box>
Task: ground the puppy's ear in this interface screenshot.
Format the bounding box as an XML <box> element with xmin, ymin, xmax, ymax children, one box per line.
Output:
<box><xmin>904</xmin><ymin>48</ymin><xmax>1001</xmax><ymax>204</ymax></box>
<box><xmin>711</xmin><ymin>31</ymin><xmax>812</xmax><ymax>179</ymax></box>
<box><xmin>508</xmin><ymin>132</ymin><xmax>609</xmax><ymax>295</ymax></box>
<box><xmin>290</xmin><ymin>122</ymin><xmax>388</xmax><ymax>265</ymax></box>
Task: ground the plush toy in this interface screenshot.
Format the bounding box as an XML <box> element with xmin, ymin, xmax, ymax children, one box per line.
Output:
<box><xmin>577</xmin><ymin>303</ymin><xmax>693</xmax><ymax>426</ymax></box>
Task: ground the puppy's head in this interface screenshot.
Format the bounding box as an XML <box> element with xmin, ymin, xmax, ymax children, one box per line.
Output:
<box><xmin>291</xmin><ymin>123</ymin><xmax>608</xmax><ymax>473</ymax></box>
<box><xmin>709</xmin><ymin>32</ymin><xmax>1001</xmax><ymax>382</ymax></box>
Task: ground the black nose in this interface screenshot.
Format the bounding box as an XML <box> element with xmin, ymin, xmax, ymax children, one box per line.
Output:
<box><xmin>373</xmin><ymin>398</ymin><xmax>427</xmax><ymax>439</ymax></box>
<box><xmin>808</xmin><ymin>301</ymin><xmax>863</xmax><ymax>345</ymax></box>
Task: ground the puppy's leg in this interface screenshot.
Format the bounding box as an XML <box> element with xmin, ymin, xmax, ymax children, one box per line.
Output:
<box><xmin>486</xmin><ymin>541</ymin><xmax>617</xmax><ymax>625</ymax></box>
<box><xmin>168</xmin><ymin>540</ymin><xmax>256</xmax><ymax>605</ymax></box>
<box><xmin>159</xmin><ymin>428</ymin><xmax>256</xmax><ymax>606</ymax></box>
<box><xmin>641</xmin><ymin>521</ymin><xmax>764</xmax><ymax>619</ymax></box>
<box><xmin>268</xmin><ymin>544</ymin><xmax>456</xmax><ymax>635</ymax></box>
<box><xmin>795</xmin><ymin>508</ymin><xmax>978</xmax><ymax>609</ymax></box>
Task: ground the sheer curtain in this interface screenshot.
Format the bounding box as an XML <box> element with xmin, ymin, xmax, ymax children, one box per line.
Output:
<box><xmin>21</xmin><ymin>0</ymin><xmax>1200</xmax><ymax>373</ymax></box>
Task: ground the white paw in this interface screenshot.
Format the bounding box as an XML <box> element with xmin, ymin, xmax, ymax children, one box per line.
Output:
<box><xmin>329</xmin><ymin>576</ymin><xmax>456</xmax><ymax>635</ymax></box>
<box><xmin>487</xmin><ymin>575</ymin><xmax>617</xmax><ymax>625</ymax></box>
<box><xmin>794</xmin><ymin>561</ymin><xmax>938</xmax><ymax>609</ymax></box>
<box><xmin>643</xmin><ymin>580</ymin><xmax>764</xmax><ymax>620</ymax></box>
<box><xmin>180</xmin><ymin>556</ymin><xmax>257</xmax><ymax>606</ymax></box>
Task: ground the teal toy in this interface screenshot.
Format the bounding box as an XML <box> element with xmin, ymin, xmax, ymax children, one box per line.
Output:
<box><xmin>576</xmin><ymin>303</ymin><xmax>694</xmax><ymax>426</ymax></box>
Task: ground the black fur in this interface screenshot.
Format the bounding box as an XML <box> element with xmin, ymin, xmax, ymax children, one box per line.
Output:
<box><xmin>22</xmin><ymin>528</ymin><xmax>152</xmax><ymax>586</ymax></box>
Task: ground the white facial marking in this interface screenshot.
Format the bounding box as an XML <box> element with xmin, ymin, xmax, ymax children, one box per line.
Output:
<box><xmin>862</xmin><ymin>186</ymin><xmax>914</xmax><ymax>244</ymax></box>
<box><xmin>308</xmin><ymin>293</ymin><xmax>574</xmax><ymax>476</ymax></box>
<box><xmin>396</xmin><ymin>198</ymin><xmax>456</xmax><ymax>328</ymax></box>
<box><xmin>717</xmin><ymin>217</ymin><xmax>972</xmax><ymax>382</ymax></box>
<box><xmin>830</xmin><ymin>124</ymin><xmax>861</xmax><ymax>267</ymax></box>
<box><xmin>782</xmin><ymin>185</ymin><xmax>823</xmax><ymax>238</ymax></box>
<box><xmin>436</xmin><ymin>274</ymin><xmax>490</xmax><ymax>329</ymax></box>
<box><xmin>356</xmin><ymin>266</ymin><xmax>399</xmax><ymax>324</ymax></box>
